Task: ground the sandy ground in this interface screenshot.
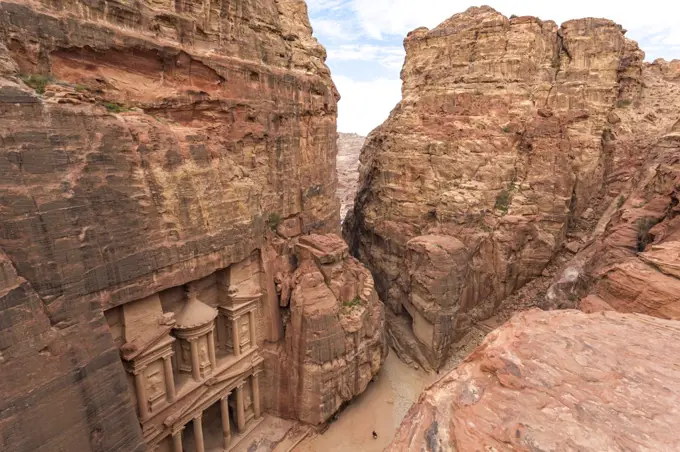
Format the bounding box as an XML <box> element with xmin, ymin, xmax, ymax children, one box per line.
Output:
<box><xmin>295</xmin><ymin>352</ymin><xmax>438</xmax><ymax>451</ymax></box>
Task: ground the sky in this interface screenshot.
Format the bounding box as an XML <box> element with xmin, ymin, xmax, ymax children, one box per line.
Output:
<box><xmin>305</xmin><ymin>1</ymin><xmax>680</xmax><ymax>136</ymax></box>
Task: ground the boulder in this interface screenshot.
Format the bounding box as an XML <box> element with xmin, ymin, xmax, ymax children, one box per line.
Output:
<box><xmin>345</xmin><ymin>5</ymin><xmax>679</xmax><ymax>370</ymax></box>
<box><xmin>390</xmin><ymin>309</ymin><xmax>680</xmax><ymax>451</ymax></box>
<box><xmin>266</xmin><ymin>234</ymin><xmax>387</xmax><ymax>425</ymax></box>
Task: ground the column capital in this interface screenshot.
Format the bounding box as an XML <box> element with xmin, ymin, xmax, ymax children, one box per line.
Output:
<box><xmin>236</xmin><ymin>381</ymin><xmax>246</xmax><ymax>389</ymax></box>
<box><xmin>252</xmin><ymin>369</ymin><xmax>263</xmax><ymax>377</ymax></box>
<box><xmin>132</xmin><ymin>365</ymin><xmax>148</xmax><ymax>376</ymax></box>
<box><xmin>194</xmin><ymin>413</ymin><xmax>203</xmax><ymax>422</ymax></box>
<box><xmin>187</xmin><ymin>336</ymin><xmax>200</xmax><ymax>343</ymax></box>
<box><xmin>171</xmin><ymin>425</ymin><xmax>185</xmax><ymax>436</ymax></box>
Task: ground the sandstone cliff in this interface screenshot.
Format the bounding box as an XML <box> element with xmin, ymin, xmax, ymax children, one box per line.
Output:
<box><xmin>264</xmin><ymin>234</ymin><xmax>387</xmax><ymax>425</ymax></box>
<box><xmin>345</xmin><ymin>6</ymin><xmax>679</xmax><ymax>370</ymax></box>
<box><xmin>390</xmin><ymin>309</ymin><xmax>680</xmax><ymax>451</ymax></box>
<box><xmin>0</xmin><ymin>1</ymin><xmax>384</xmax><ymax>451</ymax></box>
<box><xmin>337</xmin><ymin>132</ymin><xmax>365</xmax><ymax>220</ymax></box>
<box><xmin>545</xmin><ymin>60</ymin><xmax>680</xmax><ymax>317</ymax></box>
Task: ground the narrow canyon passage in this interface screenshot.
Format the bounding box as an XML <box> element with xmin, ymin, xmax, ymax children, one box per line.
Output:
<box><xmin>297</xmin><ymin>353</ymin><xmax>437</xmax><ymax>451</ymax></box>
<box><xmin>1</xmin><ymin>2</ymin><xmax>680</xmax><ymax>452</ymax></box>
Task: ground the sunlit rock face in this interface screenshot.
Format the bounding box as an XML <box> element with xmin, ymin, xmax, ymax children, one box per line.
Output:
<box><xmin>0</xmin><ymin>1</ymin><xmax>354</xmax><ymax>450</ymax></box>
<box><xmin>546</xmin><ymin>61</ymin><xmax>680</xmax><ymax>319</ymax></box>
<box><xmin>345</xmin><ymin>5</ymin><xmax>680</xmax><ymax>370</ymax></box>
<box><xmin>390</xmin><ymin>309</ymin><xmax>680</xmax><ymax>451</ymax></box>
<box><xmin>337</xmin><ymin>132</ymin><xmax>365</xmax><ymax>220</ymax></box>
<box><xmin>265</xmin><ymin>234</ymin><xmax>387</xmax><ymax>425</ymax></box>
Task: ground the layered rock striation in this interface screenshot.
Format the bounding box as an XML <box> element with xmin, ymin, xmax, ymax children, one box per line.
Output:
<box><xmin>345</xmin><ymin>6</ymin><xmax>679</xmax><ymax>369</ymax></box>
<box><xmin>0</xmin><ymin>1</ymin><xmax>385</xmax><ymax>451</ymax></box>
<box><xmin>546</xmin><ymin>60</ymin><xmax>680</xmax><ymax>318</ymax></box>
<box><xmin>390</xmin><ymin>309</ymin><xmax>680</xmax><ymax>451</ymax></box>
<box><xmin>265</xmin><ymin>234</ymin><xmax>387</xmax><ymax>425</ymax></box>
<box><xmin>337</xmin><ymin>132</ymin><xmax>365</xmax><ymax>220</ymax></box>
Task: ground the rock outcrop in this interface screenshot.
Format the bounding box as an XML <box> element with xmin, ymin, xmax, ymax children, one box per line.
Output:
<box><xmin>344</xmin><ymin>6</ymin><xmax>679</xmax><ymax>369</ymax></box>
<box><xmin>265</xmin><ymin>234</ymin><xmax>387</xmax><ymax>425</ymax></box>
<box><xmin>337</xmin><ymin>132</ymin><xmax>365</xmax><ymax>220</ymax></box>
<box><xmin>0</xmin><ymin>1</ymin><xmax>385</xmax><ymax>451</ymax></box>
<box><xmin>390</xmin><ymin>309</ymin><xmax>680</xmax><ymax>451</ymax></box>
<box><xmin>546</xmin><ymin>60</ymin><xmax>680</xmax><ymax>318</ymax></box>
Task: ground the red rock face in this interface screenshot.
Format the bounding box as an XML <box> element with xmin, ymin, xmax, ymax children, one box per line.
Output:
<box><xmin>337</xmin><ymin>132</ymin><xmax>365</xmax><ymax>220</ymax></box>
<box><xmin>265</xmin><ymin>234</ymin><xmax>387</xmax><ymax>425</ymax></box>
<box><xmin>0</xmin><ymin>1</ymin><xmax>344</xmax><ymax>450</ymax></box>
<box><xmin>344</xmin><ymin>6</ymin><xmax>678</xmax><ymax>370</ymax></box>
<box><xmin>546</xmin><ymin>61</ymin><xmax>680</xmax><ymax>318</ymax></box>
<box><xmin>390</xmin><ymin>309</ymin><xmax>680</xmax><ymax>451</ymax></box>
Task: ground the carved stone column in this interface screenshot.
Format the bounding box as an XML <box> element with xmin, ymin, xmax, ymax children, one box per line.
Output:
<box><xmin>248</xmin><ymin>310</ymin><xmax>257</xmax><ymax>348</ymax></box>
<box><xmin>251</xmin><ymin>371</ymin><xmax>261</xmax><ymax>419</ymax></box>
<box><xmin>232</xmin><ymin>317</ymin><xmax>241</xmax><ymax>356</ymax></box>
<box><xmin>207</xmin><ymin>329</ymin><xmax>217</xmax><ymax>369</ymax></box>
<box><xmin>134</xmin><ymin>368</ymin><xmax>149</xmax><ymax>419</ymax></box>
<box><xmin>171</xmin><ymin>427</ymin><xmax>184</xmax><ymax>452</ymax></box>
<box><xmin>235</xmin><ymin>382</ymin><xmax>246</xmax><ymax>432</ymax></box>
<box><xmin>193</xmin><ymin>415</ymin><xmax>205</xmax><ymax>452</ymax></box>
<box><xmin>216</xmin><ymin>313</ymin><xmax>224</xmax><ymax>350</ymax></box>
<box><xmin>163</xmin><ymin>356</ymin><xmax>176</xmax><ymax>403</ymax></box>
<box><xmin>189</xmin><ymin>338</ymin><xmax>201</xmax><ymax>381</ymax></box>
<box><xmin>220</xmin><ymin>394</ymin><xmax>231</xmax><ymax>450</ymax></box>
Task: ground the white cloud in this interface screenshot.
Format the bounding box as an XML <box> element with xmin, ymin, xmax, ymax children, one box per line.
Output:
<box><xmin>334</xmin><ymin>75</ymin><xmax>402</xmax><ymax>135</ymax></box>
<box><xmin>348</xmin><ymin>0</ymin><xmax>680</xmax><ymax>52</ymax></box>
<box><xmin>310</xmin><ymin>1</ymin><xmax>680</xmax><ymax>135</ymax></box>
<box><xmin>306</xmin><ymin>0</ymin><xmax>347</xmax><ymax>13</ymax></box>
<box><xmin>329</xmin><ymin>44</ymin><xmax>405</xmax><ymax>70</ymax></box>
<box><xmin>311</xmin><ymin>18</ymin><xmax>354</xmax><ymax>41</ymax></box>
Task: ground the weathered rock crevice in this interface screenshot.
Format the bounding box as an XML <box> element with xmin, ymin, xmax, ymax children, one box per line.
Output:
<box><xmin>0</xmin><ymin>1</ymin><xmax>385</xmax><ymax>451</ymax></box>
<box><xmin>390</xmin><ymin>309</ymin><xmax>680</xmax><ymax>450</ymax></box>
<box><xmin>344</xmin><ymin>6</ymin><xmax>680</xmax><ymax>370</ymax></box>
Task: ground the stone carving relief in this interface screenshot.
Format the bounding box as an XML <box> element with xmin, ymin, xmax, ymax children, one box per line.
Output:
<box><xmin>146</xmin><ymin>364</ymin><xmax>166</xmax><ymax>412</ymax></box>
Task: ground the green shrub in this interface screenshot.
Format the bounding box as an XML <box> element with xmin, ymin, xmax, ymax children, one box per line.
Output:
<box><xmin>617</xmin><ymin>195</ymin><xmax>626</xmax><ymax>209</ymax></box>
<box><xmin>494</xmin><ymin>189</ymin><xmax>512</xmax><ymax>214</ymax></box>
<box><xmin>20</xmin><ymin>74</ymin><xmax>54</xmax><ymax>94</ymax></box>
<box><xmin>510</xmin><ymin>14</ymin><xmax>518</xmax><ymax>19</ymax></box>
<box><xmin>267</xmin><ymin>212</ymin><xmax>282</xmax><ymax>231</ymax></box>
<box><xmin>636</xmin><ymin>217</ymin><xmax>658</xmax><ymax>251</ymax></box>
<box><xmin>101</xmin><ymin>101</ymin><xmax>131</xmax><ymax>113</ymax></box>
<box><xmin>343</xmin><ymin>296</ymin><xmax>362</xmax><ymax>308</ymax></box>
<box><xmin>617</xmin><ymin>99</ymin><xmax>632</xmax><ymax>108</ymax></box>
<box><xmin>501</xmin><ymin>126</ymin><xmax>510</xmax><ymax>133</ymax></box>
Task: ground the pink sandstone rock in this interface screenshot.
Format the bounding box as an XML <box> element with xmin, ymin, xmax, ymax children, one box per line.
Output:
<box><xmin>336</xmin><ymin>132</ymin><xmax>365</xmax><ymax>220</ymax></box>
<box><xmin>265</xmin><ymin>234</ymin><xmax>387</xmax><ymax>425</ymax></box>
<box><xmin>0</xmin><ymin>1</ymin><xmax>380</xmax><ymax>451</ymax></box>
<box><xmin>390</xmin><ymin>309</ymin><xmax>680</xmax><ymax>451</ymax></box>
<box><xmin>344</xmin><ymin>5</ymin><xmax>680</xmax><ymax>370</ymax></box>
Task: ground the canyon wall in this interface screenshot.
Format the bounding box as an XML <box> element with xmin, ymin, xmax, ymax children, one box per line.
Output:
<box><xmin>545</xmin><ymin>60</ymin><xmax>680</xmax><ymax>317</ymax></box>
<box><xmin>390</xmin><ymin>309</ymin><xmax>680</xmax><ymax>451</ymax></box>
<box><xmin>264</xmin><ymin>234</ymin><xmax>387</xmax><ymax>425</ymax></box>
<box><xmin>337</xmin><ymin>132</ymin><xmax>365</xmax><ymax>220</ymax></box>
<box><xmin>345</xmin><ymin>6</ymin><xmax>679</xmax><ymax>370</ymax></box>
<box><xmin>0</xmin><ymin>1</ymin><xmax>385</xmax><ymax>451</ymax></box>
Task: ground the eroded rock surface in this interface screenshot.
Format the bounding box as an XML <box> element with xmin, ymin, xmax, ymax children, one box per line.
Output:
<box><xmin>337</xmin><ymin>132</ymin><xmax>365</xmax><ymax>220</ymax></box>
<box><xmin>390</xmin><ymin>309</ymin><xmax>680</xmax><ymax>451</ymax></box>
<box><xmin>344</xmin><ymin>6</ymin><xmax>679</xmax><ymax>369</ymax></box>
<box><xmin>0</xmin><ymin>1</ymin><xmax>372</xmax><ymax>451</ymax></box>
<box><xmin>546</xmin><ymin>61</ymin><xmax>680</xmax><ymax>318</ymax></box>
<box><xmin>265</xmin><ymin>234</ymin><xmax>387</xmax><ymax>425</ymax></box>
